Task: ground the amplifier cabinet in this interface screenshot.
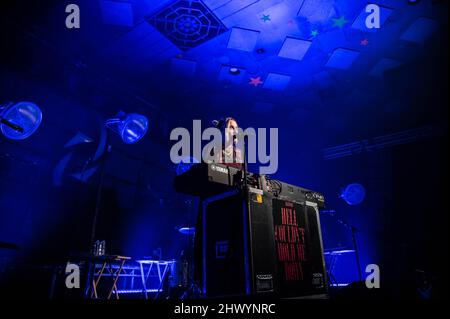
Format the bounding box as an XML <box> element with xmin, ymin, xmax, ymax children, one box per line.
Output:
<box><xmin>201</xmin><ymin>188</ymin><xmax>327</xmax><ymax>298</ymax></box>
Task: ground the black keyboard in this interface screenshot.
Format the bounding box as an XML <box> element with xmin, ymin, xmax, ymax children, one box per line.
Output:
<box><xmin>174</xmin><ymin>163</ymin><xmax>247</xmax><ymax>197</ymax></box>
<box><xmin>174</xmin><ymin>163</ymin><xmax>325</xmax><ymax>208</ymax></box>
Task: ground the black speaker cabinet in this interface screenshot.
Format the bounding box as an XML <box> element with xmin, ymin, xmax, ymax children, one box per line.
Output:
<box><xmin>201</xmin><ymin>187</ymin><xmax>328</xmax><ymax>298</ymax></box>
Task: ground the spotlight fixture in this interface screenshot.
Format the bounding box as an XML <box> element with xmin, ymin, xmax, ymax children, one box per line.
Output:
<box><xmin>0</xmin><ymin>101</ymin><xmax>42</xmax><ymax>140</ymax></box>
<box><xmin>229</xmin><ymin>67</ymin><xmax>241</xmax><ymax>75</ymax></box>
<box><xmin>105</xmin><ymin>111</ymin><xmax>149</xmax><ymax>144</ymax></box>
<box><xmin>340</xmin><ymin>183</ymin><xmax>366</xmax><ymax>206</ymax></box>
<box><xmin>407</xmin><ymin>0</ymin><xmax>421</xmax><ymax>4</ymax></box>
<box><xmin>256</xmin><ymin>48</ymin><xmax>266</xmax><ymax>54</ymax></box>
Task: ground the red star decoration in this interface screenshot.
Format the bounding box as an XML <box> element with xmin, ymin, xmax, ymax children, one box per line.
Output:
<box><xmin>249</xmin><ymin>77</ymin><xmax>263</xmax><ymax>87</ymax></box>
<box><xmin>360</xmin><ymin>39</ymin><xmax>369</xmax><ymax>46</ymax></box>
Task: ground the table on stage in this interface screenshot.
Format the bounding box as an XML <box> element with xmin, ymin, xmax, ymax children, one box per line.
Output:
<box><xmin>89</xmin><ymin>255</ymin><xmax>131</xmax><ymax>299</ymax></box>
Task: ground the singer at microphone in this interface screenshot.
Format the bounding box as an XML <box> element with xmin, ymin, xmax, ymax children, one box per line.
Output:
<box><xmin>211</xmin><ymin>117</ymin><xmax>243</xmax><ymax>169</ymax></box>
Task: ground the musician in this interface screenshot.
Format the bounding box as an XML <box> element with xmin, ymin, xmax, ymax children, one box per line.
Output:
<box><xmin>211</xmin><ymin>117</ymin><xmax>243</xmax><ymax>169</ymax></box>
<box><xmin>193</xmin><ymin>117</ymin><xmax>243</xmax><ymax>291</ymax></box>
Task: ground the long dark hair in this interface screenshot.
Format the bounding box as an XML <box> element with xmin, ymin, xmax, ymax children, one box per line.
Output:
<box><xmin>213</xmin><ymin>117</ymin><xmax>237</xmax><ymax>130</ymax></box>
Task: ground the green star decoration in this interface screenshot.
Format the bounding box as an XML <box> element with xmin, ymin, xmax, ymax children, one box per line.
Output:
<box><xmin>332</xmin><ymin>15</ymin><xmax>348</xmax><ymax>29</ymax></box>
<box><xmin>311</xmin><ymin>29</ymin><xmax>319</xmax><ymax>37</ymax></box>
<box><xmin>261</xmin><ymin>14</ymin><xmax>271</xmax><ymax>22</ymax></box>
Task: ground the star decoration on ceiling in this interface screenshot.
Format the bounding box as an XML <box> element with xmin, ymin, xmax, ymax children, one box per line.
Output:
<box><xmin>332</xmin><ymin>15</ymin><xmax>348</xmax><ymax>29</ymax></box>
<box><xmin>261</xmin><ymin>14</ymin><xmax>271</xmax><ymax>22</ymax></box>
<box><xmin>360</xmin><ymin>38</ymin><xmax>369</xmax><ymax>46</ymax></box>
<box><xmin>249</xmin><ymin>77</ymin><xmax>263</xmax><ymax>87</ymax></box>
<box><xmin>310</xmin><ymin>29</ymin><xmax>319</xmax><ymax>37</ymax></box>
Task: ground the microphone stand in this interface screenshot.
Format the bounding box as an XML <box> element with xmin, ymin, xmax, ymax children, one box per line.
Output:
<box><xmin>84</xmin><ymin>133</ymin><xmax>110</xmax><ymax>298</ymax></box>
<box><xmin>350</xmin><ymin>225</ymin><xmax>362</xmax><ymax>282</ymax></box>
<box><xmin>240</xmin><ymin>134</ymin><xmax>253</xmax><ymax>294</ymax></box>
<box><xmin>323</xmin><ymin>210</ymin><xmax>363</xmax><ymax>282</ymax></box>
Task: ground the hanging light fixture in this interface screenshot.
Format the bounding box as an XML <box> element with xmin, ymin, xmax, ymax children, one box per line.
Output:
<box><xmin>105</xmin><ymin>111</ymin><xmax>149</xmax><ymax>144</ymax></box>
<box><xmin>0</xmin><ymin>101</ymin><xmax>43</xmax><ymax>140</ymax></box>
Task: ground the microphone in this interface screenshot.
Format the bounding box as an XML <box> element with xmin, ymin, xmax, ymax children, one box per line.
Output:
<box><xmin>0</xmin><ymin>118</ymin><xmax>24</xmax><ymax>133</ymax></box>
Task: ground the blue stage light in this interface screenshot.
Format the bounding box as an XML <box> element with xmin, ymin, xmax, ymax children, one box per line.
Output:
<box><xmin>229</xmin><ymin>67</ymin><xmax>241</xmax><ymax>75</ymax></box>
<box><xmin>106</xmin><ymin>112</ymin><xmax>148</xmax><ymax>144</ymax></box>
<box><xmin>340</xmin><ymin>183</ymin><xmax>366</xmax><ymax>206</ymax></box>
<box><xmin>118</xmin><ymin>113</ymin><xmax>148</xmax><ymax>144</ymax></box>
<box><xmin>178</xmin><ymin>226</ymin><xmax>195</xmax><ymax>235</ymax></box>
<box><xmin>0</xmin><ymin>101</ymin><xmax>42</xmax><ymax>140</ymax></box>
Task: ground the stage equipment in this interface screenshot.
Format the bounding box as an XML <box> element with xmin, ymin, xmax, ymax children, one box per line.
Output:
<box><xmin>174</xmin><ymin>163</ymin><xmax>328</xmax><ymax>298</ymax></box>
<box><xmin>70</xmin><ymin>256</ymin><xmax>173</xmax><ymax>299</ymax></box>
<box><xmin>0</xmin><ymin>101</ymin><xmax>42</xmax><ymax>140</ymax></box>
<box><xmin>89</xmin><ymin>255</ymin><xmax>131</xmax><ymax>299</ymax></box>
<box><xmin>340</xmin><ymin>183</ymin><xmax>366</xmax><ymax>206</ymax></box>
<box><xmin>136</xmin><ymin>259</ymin><xmax>175</xmax><ymax>299</ymax></box>
<box><xmin>174</xmin><ymin>201</ymin><xmax>201</xmax><ymax>299</ymax></box>
<box><xmin>105</xmin><ymin>111</ymin><xmax>148</xmax><ymax>144</ymax></box>
<box><xmin>324</xmin><ymin>248</ymin><xmax>356</xmax><ymax>286</ymax></box>
<box><xmin>320</xmin><ymin>209</ymin><xmax>362</xmax><ymax>281</ymax></box>
<box><xmin>174</xmin><ymin>163</ymin><xmax>325</xmax><ymax>207</ymax></box>
<box><xmin>92</xmin><ymin>240</ymin><xmax>106</xmax><ymax>256</ymax></box>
